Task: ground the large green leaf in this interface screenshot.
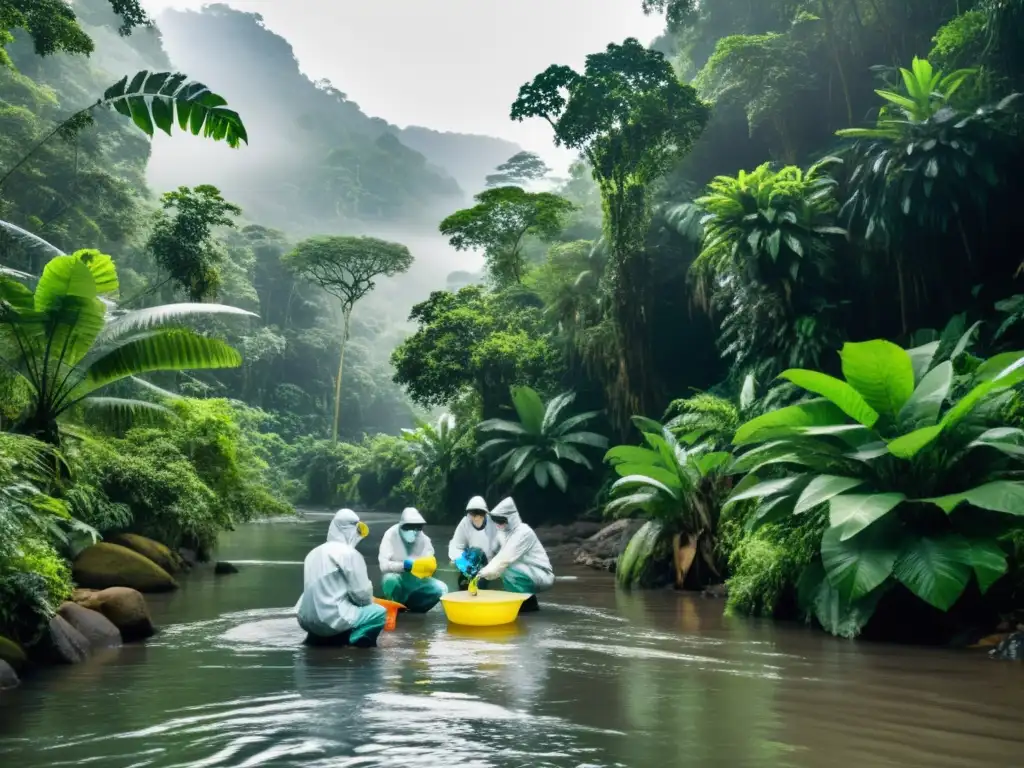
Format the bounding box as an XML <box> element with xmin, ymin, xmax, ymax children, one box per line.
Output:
<box><xmin>611</xmin><ymin>474</ymin><xmax>679</xmax><ymax>499</ymax></box>
<box><xmin>552</xmin><ymin>442</ymin><xmax>592</xmax><ymax>469</ymax></box>
<box><xmin>560</xmin><ymin>431</ymin><xmax>608</xmax><ymax>449</ymax></box>
<box><xmin>886</xmin><ymin>424</ymin><xmax>944</xmax><ymax>459</ymax></box>
<box><xmin>821</xmin><ymin>523</ymin><xmax>900</xmax><ymax>602</ymax></box>
<box><xmin>541</xmin><ymin>392</ymin><xmax>575</xmax><ymax>434</ymax></box>
<box><xmin>830</xmin><ymin>492</ymin><xmax>905</xmax><ymax>540</ymax></box>
<box><xmin>906</xmin><ymin>341</ymin><xmax>939</xmax><ymax>383</ymax></box>
<box><xmin>82</xmin><ymin>329</ymin><xmax>242</xmax><ymax>393</ymax></box>
<box><xmin>779</xmin><ymin>369</ymin><xmax>879</xmax><ymax>427</ymax></box>
<box><xmin>477</xmin><ymin>418</ymin><xmax>529</xmax><ymax>436</ymax></box>
<box><xmin>34</xmin><ymin>255</ymin><xmax>98</xmax><ymax>314</ymax></box>
<box><xmin>898</xmin><ymin>360</ymin><xmax>952</xmax><ymax>430</ymax></box>
<box><xmin>943</xmin><ymin>355</ymin><xmax>1024</xmax><ymax>427</ymax></box>
<box><xmin>962</xmin><ymin>537</ymin><xmax>1008</xmax><ymax>594</ymax></box>
<box><xmin>967</xmin><ymin>427</ymin><xmax>1024</xmax><ymax>458</ymax></box>
<box><xmin>840</xmin><ymin>340</ymin><xmax>915</xmax><ymax>418</ymax></box>
<box><xmin>546</xmin><ymin>461</ymin><xmax>569</xmax><ymax>492</ymax></box>
<box><xmin>893</xmin><ymin>535</ymin><xmax>971</xmax><ymax>611</ymax></box>
<box><xmin>97</xmin><ymin>303</ymin><xmax>256</xmax><ymax>344</ymax></box>
<box><xmin>695</xmin><ymin>451</ymin><xmax>730</xmax><ymax>476</ymax></box>
<box><xmin>605</xmin><ymin>445</ymin><xmax>661</xmax><ymax>466</ymax></box>
<box><xmin>972</xmin><ymin>351</ymin><xmax>1024</xmax><ymax>383</ymax></box>
<box><xmin>511</xmin><ymin>386</ymin><xmax>546</xmax><ymax>435</ymax></box>
<box><xmin>811</xmin><ymin>571</ymin><xmax>885</xmax><ymax>638</ymax></box>
<box><xmin>612</xmin><ymin>463</ymin><xmax>682</xmax><ymax>488</ymax></box>
<box><xmin>733</xmin><ymin>399</ymin><xmax>846</xmax><ymax>445</ymax></box>
<box><xmin>923</xmin><ymin>481</ymin><xmax>1024</xmax><ymax>516</ymax></box>
<box><xmin>102</xmin><ymin>71</ymin><xmax>248</xmax><ymax>148</ymax></box>
<box><xmin>552</xmin><ymin>410</ymin><xmax>601</xmax><ymax>436</ymax></box>
<box><xmin>74</xmin><ymin>249</ymin><xmax>118</xmax><ymax>295</ymax></box>
<box><xmin>794</xmin><ymin>475</ymin><xmax>864</xmax><ymax>514</ymax></box>
<box><xmin>724</xmin><ymin>475</ymin><xmax>804</xmax><ymax>509</ymax></box>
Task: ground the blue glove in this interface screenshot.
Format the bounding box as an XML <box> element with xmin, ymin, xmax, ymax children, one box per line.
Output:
<box><xmin>403</xmin><ymin>559</ymin><xmax>413</xmax><ymax>572</ymax></box>
<box><xmin>454</xmin><ymin>553</ymin><xmax>471</xmax><ymax>575</ymax></box>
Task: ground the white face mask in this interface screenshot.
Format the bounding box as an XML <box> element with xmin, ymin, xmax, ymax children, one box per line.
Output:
<box><xmin>400</xmin><ymin>528</ymin><xmax>419</xmax><ymax>545</ymax></box>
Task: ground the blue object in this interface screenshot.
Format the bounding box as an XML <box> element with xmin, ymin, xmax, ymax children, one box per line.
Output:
<box><xmin>454</xmin><ymin>553</ymin><xmax>472</xmax><ymax>575</ymax></box>
<box><xmin>403</xmin><ymin>559</ymin><xmax>413</xmax><ymax>572</ymax></box>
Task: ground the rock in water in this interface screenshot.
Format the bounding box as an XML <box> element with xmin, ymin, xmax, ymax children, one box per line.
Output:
<box><xmin>214</xmin><ymin>561</ymin><xmax>239</xmax><ymax>575</ymax></box>
<box><xmin>178</xmin><ymin>548</ymin><xmax>198</xmax><ymax>569</ymax></box>
<box><xmin>109</xmin><ymin>533</ymin><xmax>185</xmax><ymax>575</ymax></box>
<box><xmin>989</xmin><ymin>631</ymin><xmax>1024</xmax><ymax>661</ymax></box>
<box><xmin>0</xmin><ymin>636</ymin><xmax>27</xmax><ymax>672</ymax></box>
<box><xmin>0</xmin><ymin>660</ymin><xmax>18</xmax><ymax>690</ymax></box>
<box><xmin>73</xmin><ymin>543</ymin><xmax>178</xmax><ymax>593</ymax></box>
<box><xmin>57</xmin><ymin>603</ymin><xmax>122</xmax><ymax>650</ymax></box>
<box><xmin>44</xmin><ymin>616</ymin><xmax>90</xmax><ymax>664</ymax></box>
<box><xmin>72</xmin><ymin>587</ymin><xmax>155</xmax><ymax>642</ymax></box>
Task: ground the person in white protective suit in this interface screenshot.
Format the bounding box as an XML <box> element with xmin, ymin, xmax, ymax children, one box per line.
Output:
<box><xmin>448</xmin><ymin>495</ymin><xmax>499</xmax><ymax>590</ymax></box>
<box><xmin>378</xmin><ymin>507</ymin><xmax>448</xmax><ymax>613</ymax></box>
<box><xmin>478</xmin><ymin>497</ymin><xmax>554</xmax><ymax>611</ymax></box>
<box><xmin>295</xmin><ymin>509</ymin><xmax>387</xmax><ymax>647</ymax></box>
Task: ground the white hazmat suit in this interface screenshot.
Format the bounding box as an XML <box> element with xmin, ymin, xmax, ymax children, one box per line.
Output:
<box><xmin>378</xmin><ymin>507</ymin><xmax>448</xmax><ymax>612</ymax></box>
<box><xmin>447</xmin><ymin>496</ymin><xmax>499</xmax><ymax>562</ymax></box>
<box><xmin>479</xmin><ymin>497</ymin><xmax>555</xmax><ymax>594</ymax></box>
<box><xmin>295</xmin><ymin>509</ymin><xmax>386</xmax><ymax>646</ymax></box>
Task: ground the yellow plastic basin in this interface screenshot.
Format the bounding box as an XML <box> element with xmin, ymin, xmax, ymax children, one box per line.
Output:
<box><xmin>440</xmin><ymin>590</ymin><xmax>532</xmax><ymax>626</ymax></box>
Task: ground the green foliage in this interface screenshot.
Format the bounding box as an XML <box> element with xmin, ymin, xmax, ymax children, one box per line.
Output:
<box><xmin>0</xmin><ymin>248</ymin><xmax>253</xmax><ymax>443</ymax></box>
<box><xmin>477</xmin><ymin>386</ymin><xmax>607</xmax><ymax>493</ymax></box>
<box><xmin>146</xmin><ymin>185</ymin><xmax>242</xmax><ymax>301</ymax></box>
<box><xmin>0</xmin><ymin>0</ymin><xmax>149</xmax><ymax>58</ymax></box>
<box><xmin>511</xmin><ymin>37</ymin><xmax>710</xmax><ymax>419</ymax></box>
<box><xmin>727</xmin><ymin>338</ymin><xmax>1024</xmax><ymax>636</ymax></box>
<box><xmin>391</xmin><ymin>286</ymin><xmax>563</xmax><ymax>416</ymax></box>
<box><xmin>439</xmin><ymin>186</ymin><xmax>573</xmax><ymax>286</ymax></box>
<box><xmin>605</xmin><ymin>416</ymin><xmax>730</xmax><ymax>577</ymax></box>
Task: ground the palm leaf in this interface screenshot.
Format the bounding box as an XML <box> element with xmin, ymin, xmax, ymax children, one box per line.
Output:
<box><xmin>102</xmin><ymin>71</ymin><xmax>248</xmax><ymax>148</ymax></box>
<box><xmin>477</xmin><ymin>418</ymin><xmax>529</xmax><ymax>435</ymax></box>
<box><xmin>511</xmin><ymin>385</ymin><xmax>546</xmax><ymax>434</ymax></box>
<box><xmin>81</xmin><ymin>329</ymin><xmax>242</xmax><ymax>394</ymax></box>
<box><xmin>98</xmin><ymin>303</ymin><xmax>257</xmax><ymax>343</ymax></box>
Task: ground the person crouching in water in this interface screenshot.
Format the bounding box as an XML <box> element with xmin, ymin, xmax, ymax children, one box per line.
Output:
<box><xmin>296</xmin><ymin>509</ymin><xmax>387</xmax><ymax>647</ymax></box>
<box><xmin>378</xmin><ymin>507</ymin><xmax>448</xmax><ymax>612</ymax></box>
<box><xmin>448</xmin><ymin>495</ymin><xmax>498</xmax><ymax>591</ymax></box>
<box><xmin>478</xmin><ymin>497</ymin><xmax>554</xmax><ymax>611</ymax></box>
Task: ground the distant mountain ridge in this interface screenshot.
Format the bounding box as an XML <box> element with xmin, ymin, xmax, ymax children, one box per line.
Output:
<box><xmin>144</xmin><ymin>4</ymin><xmax>520</xmax><ymax>232</ymax></box>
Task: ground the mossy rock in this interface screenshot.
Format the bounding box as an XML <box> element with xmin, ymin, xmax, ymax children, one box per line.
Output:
<box><xmin>616</xmin><ymin>521</ymin><xmax>674</xmax><ymax>589</ymax></box>
<box><xmin>73</xmin><ymin>543</ymin><xmax>178</xmax><ymax>593</ymax></box>
<box><xmin>0</xmin><ymin>636</ymin><xmax>27</xmax><ymax>672</ymax></box>
<box><xmin>109</xmin><ymin>533</ymin><xmax>184</xmax><ymax>575</ymax></box>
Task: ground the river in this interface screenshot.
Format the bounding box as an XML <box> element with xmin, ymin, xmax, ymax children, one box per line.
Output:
<box><xmin>1</xmin><ymin>511</ymin><xmax>1022</xmax><ymax>767</ymax></box>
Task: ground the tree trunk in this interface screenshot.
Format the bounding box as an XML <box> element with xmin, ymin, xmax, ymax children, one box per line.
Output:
<box><xmin>331</xmin><ymin>307</ymin><xmax>352</xmax><ymax>442</ymax></box>
<box><xmin>673</xmin><ymin>532</ymin><xmax>698</xmax><ymax>589</ymax></box>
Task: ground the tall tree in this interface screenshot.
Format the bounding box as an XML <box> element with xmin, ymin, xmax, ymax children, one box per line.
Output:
<box><xmin>0</xmin><ymin>0</ymin><xmax>150</xmax><ymax>59</ymax></box>
<box><xmin>283</xmin><ymin>236</ymin><xmax>413</xmax><ymax>441</ymax></box>
<box><xmin>439</xmin><ymin>186</ymin><xmax>573</xmax><ymax>287</ymax></box>
<box><xmin>145</xmin><ymin>185</ymin><xmax>242</xmax><ymax>302</ymax></box>
<box><xmin>511</xmin><ymin>38</ymin><xmax>709</xmax><ymax>421</ymax></box>
<box><xmin>485</xmin><ymin>151</ymin><xmax>551</xmax><ymax>187</ymax></box>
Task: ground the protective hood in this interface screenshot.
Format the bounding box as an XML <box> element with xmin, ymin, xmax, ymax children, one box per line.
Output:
<box><xmin>327</xmin><ymin>509</ymin><xmax>363</xmax><ymax>547</ymax></box>
<box><xmin>489</xmin><ymin>497</ymin><xmax>521</xmax><ymax>532</ymax></box>
<box><xmin>400</xmin><ymin>507</ymin><xmax>427</xmax><ymax>526</ymax></box>
<box><xmin>465</xmin><ymin>496</ymin><xmax>489</xmax><ymax>514</ymax></box>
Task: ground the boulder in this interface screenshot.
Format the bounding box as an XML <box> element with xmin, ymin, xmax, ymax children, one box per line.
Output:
<box><xmin>71</xmin><ymin>587</ymin><xmax>154</xmax><ymax>642</ymax></box>
<box><xmin>73</xmin><ymin>543</ymin><xmax>178</xmax><ymax>593</ymax></box>
<box><xmin>214</xmin><ymin>561</ymin><xmax>239</xmax><ymax>575</ymax></box>
<box><xmin>0</xmin><ymin>636</ymin><xmax>27</xmax><ymax>672</ymax></box>
<box><xmin>0</xmin><ymin>660</ymin><xmax>18</xmax><ymax>690</ymax></box>
<box><xmin>109</xmin><ymin>533</ymin><xmax>184</xmax><ymax>575</ymax></box>
<box><xmin>57</xmin><ymin>602</ymin><xmax>122</xmax><ymax>650</ymax></box>
<box><xmin>573</xmin><ymin>519</ymin><xmax>646</xmax><ymax>572</ymax></box>
<box><xmin>702</xmin><ymin>583</ymin><xmax>729</xmax><ymax>599</ymax></box>
<box><xmin>43</xmin><ymin>615</ymin><xmax>90</xmax><ymax>664</ymax></box>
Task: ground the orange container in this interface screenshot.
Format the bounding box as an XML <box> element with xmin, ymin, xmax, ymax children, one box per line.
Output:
<box><xmin>373</xmin><ymin>598</ymin><xmax>407</xmax><ymax>631</ymax></box>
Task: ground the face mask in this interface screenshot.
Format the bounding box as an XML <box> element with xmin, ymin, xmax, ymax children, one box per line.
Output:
<box><xmin>400</xmin><ymin>528</ymin><xmax>418</xmax><ymax>545</ymax></box>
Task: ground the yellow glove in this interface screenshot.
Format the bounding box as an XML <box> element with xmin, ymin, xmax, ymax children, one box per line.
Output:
<box><xmin>410</xmin><ymin>555</ymin><xmax>437</xmax><ymax>579</ymax></box>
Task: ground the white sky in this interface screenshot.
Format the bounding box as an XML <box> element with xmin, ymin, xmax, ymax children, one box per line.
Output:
<box><xmin>139</xmin><ymin>0</ymin><xmax>666</xmax><ymax>174</ymax></box>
